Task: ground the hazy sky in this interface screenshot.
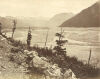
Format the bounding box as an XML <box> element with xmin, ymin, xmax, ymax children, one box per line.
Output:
<box><xmin>0</xmin><ymin>0</ymin><xmax>98</xmax><ymax>17</ymax></box>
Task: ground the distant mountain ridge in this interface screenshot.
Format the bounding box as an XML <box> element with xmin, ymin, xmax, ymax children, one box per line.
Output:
<box><xmin>0</xmin><ymin>13</ymin><xmax>74</xmax><ymax>29</ymax></box>
<box><xmin>0</xmin><ymin>16</ymin><xmax>49</xmax><ymax>29</ymax></box>
<box><xmin>0</xmin><ymin>16</ymin><xmax>13</xmax><ymax>29</ymax></box>
<box><xmin>47</xmin><ymin>13</ymin><xmax>74</xmax><ymax>28</ymax></box>
<box><xmin>60</xmin><ymin>1</ymin><xmax>100</xmax><ymax>27</ymax></box>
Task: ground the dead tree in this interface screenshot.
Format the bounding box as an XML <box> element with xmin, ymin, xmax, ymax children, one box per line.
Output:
<box><xmin>12</xmin><ymin>20</ymin><xmax>16</xmax><ymax>38</ymax></box>
<box><xmin>88</xmin><ymin>49</ymin><xmax>92</xmax><ymax>65</ymax></box>
<box><xmin>44</xmin><ymin>29</ymin><xmax>49</xmax><ymax>47</ymax></box>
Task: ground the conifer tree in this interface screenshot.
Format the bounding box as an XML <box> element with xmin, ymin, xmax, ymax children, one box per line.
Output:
<box><xmin>27</xmin><ymin>27</ymin><xmax>32</xmax><ymax>50</ymax></box>
<box><xmin>53</xmin><ymin>28</ymin><xmax>68</xmax><ymax>56</ymax></box>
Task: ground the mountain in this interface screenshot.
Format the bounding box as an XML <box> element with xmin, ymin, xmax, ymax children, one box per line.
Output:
<box><xmin>47</xmin><ymin>13</ymin><xmax>74</xmax><ymax>28</ymax></box>
<box><xmin>0</xmin><ymin>16</ymin><xmax>49</xmax><ymax>29</ymax></box>
<box><xmin>60</xmin><ymin>2</ymin><xmax>100</xmax><ymax>27</ymax></box>
<box><xmin>0</xmin><ymin>16</ymin><xmax>14</xmax><ymax>29</ymax></box>
<box><xmin>15</xmin><ymin>17</ymin><xmax>49</xmax><ymax>28</ymax></box>
<box><xmin>0</xmin><ymin>13</ymin><xmax>74</xmax><ymax>29</ymax></box>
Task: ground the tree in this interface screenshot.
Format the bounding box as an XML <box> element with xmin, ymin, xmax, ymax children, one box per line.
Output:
<box><xmin>27</xmin><ymin>27</ymin><xmax>32</xmax><ymax>50</ymax></box>
<box><xmin>0</xmin><ymin>23</ymin><xmax>2</xmax><ymax>34</ymax></box>
<box><xmin>12</xmin><ymin>20</ymin><xmax>16</xmax><ymax>38</ymax></box>
<box><xmin>88</xmin><ymin>48</ymin><xmax>92</xmax><ymax>65</ymax></box>
<box><xmin>44</xmin><ymin>29</ymin><xmax>49</xmax><ymax>47</ymax></box>
<box><xmin>53</xmin><ymin>28</ymin><xmax>68</xmax><ymax>56</ymax></box>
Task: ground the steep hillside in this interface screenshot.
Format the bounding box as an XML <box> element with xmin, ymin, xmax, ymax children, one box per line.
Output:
<box><xmin>0</xmin><ymin>35</ymin><xmax>24</xmax><ymax>74</ymax></box>
<box><xmin>60</xmin><ymin>2</ymin><xmax>100</xmax><ymax>27</ymax></box>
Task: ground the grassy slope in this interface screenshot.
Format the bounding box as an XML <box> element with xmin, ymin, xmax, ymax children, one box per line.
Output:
<box><xmin>0</xmin><ymin>35</ymin><xmax>24</xmax><ymax>73</ymax></box>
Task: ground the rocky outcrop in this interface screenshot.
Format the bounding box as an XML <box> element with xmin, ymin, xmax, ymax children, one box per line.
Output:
<box><xmin>24</xmin><ymin>50</ymin><xmax>78</xmax><ymax>79</ymax></box>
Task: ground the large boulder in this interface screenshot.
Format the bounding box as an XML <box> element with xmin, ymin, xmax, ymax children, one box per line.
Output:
<box><xmin>32</xmin><ymin>56</ymin><xmax>50</xmax><ymax>69</ymax></box>
<box><xmin>24</xmin><ymin>50</ymin><xmax>78</xmax><ymax>79</ymax></box>
<box><xmin>44</xmin><ymin>64</ymin><xmax>62</xmax><ymax>78</ymax></box>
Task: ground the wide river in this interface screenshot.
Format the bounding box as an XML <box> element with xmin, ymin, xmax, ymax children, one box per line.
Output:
<box><xmin>1</xmin><ymin>27</ymin><xmax>99</xmax><ymax>79</ymax></box>
<box><xmin>6</xmin><ymin>27</ymin><xmax>100</xmax><ymax>67</ymax></box>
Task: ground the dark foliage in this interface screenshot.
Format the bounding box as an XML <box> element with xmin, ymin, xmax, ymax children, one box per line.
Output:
<box><xmin>27</xmin><ymin>27</ymin><xmax>32</xmax><ymax>50</ymax></box>
<box><xmin>53</xmin><ymin>29</ymin><xmax>68</xmax><ymax>56</ymax></box>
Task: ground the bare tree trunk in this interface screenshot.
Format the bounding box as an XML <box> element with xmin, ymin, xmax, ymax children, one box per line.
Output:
<box><xmin>12</xmin><ymin>28</ymin><xmax>16</xmax><ymax>38</ymax></box>
<box><xmin>12</xmin><ymin>20</ymin><xmax>16</xmax><ymax>38</ymax></box>
<box><xmin>12</xmin><ymin>31</ymin><xmax>14</xmax><ymax>38</ymax></box>
<box><xmin>44</xmin><ymin>29</ymin><xmax>49</xmax><ymax>47</ymax></box>
<box><xmin>88</xmin><ymin>49</ymin><xmax>92</xmax><ymax>65</ymax></box>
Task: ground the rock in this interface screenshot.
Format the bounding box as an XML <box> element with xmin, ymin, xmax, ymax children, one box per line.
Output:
<box><xmin>24</xmin><ymin>50</ymin><xmax>78</xmax><ymax>79</ymax></box>
<box><xmin>64</xmin><ymin>69</ymin><xmax>78</xmax><ymax>79</ymax></box>
<box><xmin>1</xmin><ymin>38</ymin><xmax>6</xmax><ymax>41</ymax></box>
<box><xmin>41</xmin><ymin>57</ymin><xmax>48</xmax><ymax>62</ymax></box>
<box><xmin>26</xmin><ymin>51</ymin><xmax>62</xmax><ymax>77</ymax></box>
<box><xmin>24</xmin><ymin>50</ymin><xmax>29</xmax><ymax>54</ymax></box>
<box><xmin>31</xmin><ymin>51</ymin><xmax>38</xmax><ymax>56</ymax></box>
<box><xmin>44</xmin><ymin>64</ymin><xmax>62</xmax><ymax>77</ymax></box>
<box><xmin>24</xmin><ymin>50</ymin><xmax>38</xmax><ymax>57</ymax></box>
<box><xmin>32</xmin><ymin>56</ymin><xmax>50</xmax><ymax>69</ymax></box>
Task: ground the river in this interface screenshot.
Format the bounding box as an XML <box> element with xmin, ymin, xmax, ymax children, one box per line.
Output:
<box><xmin>6</xmin><ymin>27</ymin><xmax>100</xmax><ymax>67</ymax></box>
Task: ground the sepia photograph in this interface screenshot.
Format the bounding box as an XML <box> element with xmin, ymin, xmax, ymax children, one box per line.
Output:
<box><xmin>0</xmin><ymin>0</ymin><xmax>100</xmax><ymax>79</ymax></box>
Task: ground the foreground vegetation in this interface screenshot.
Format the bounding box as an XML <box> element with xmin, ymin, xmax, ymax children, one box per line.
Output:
<box><xmin>0</xmin><ymin>32</ymin><xmax>99</xmax><ymax>79</ymax></box>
